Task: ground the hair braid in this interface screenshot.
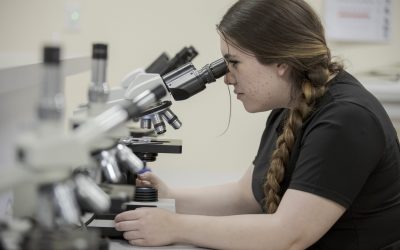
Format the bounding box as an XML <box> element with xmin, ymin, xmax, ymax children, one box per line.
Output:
<box><xmin>263</xmin><ymin>66</ymin><xmax>330</xmax><ymax>213</ymax></box>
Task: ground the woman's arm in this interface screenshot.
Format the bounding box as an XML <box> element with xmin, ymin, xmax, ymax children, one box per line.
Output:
<box><xmin>174</xmin><ymin>189</ymin><xmax>346</xmax><ymax>250</ymax></box>
<box><xmin>115</xmin><ymin>188</ymin><xmax>345</xmax><ymax>249</ymax></box>
<box><xmin>171</xmin><ymin>164</ymin><xmax>262</xmax><ymax>215</ymax></box>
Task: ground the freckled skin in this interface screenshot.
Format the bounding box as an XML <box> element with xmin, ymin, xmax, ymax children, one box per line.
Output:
<box><xmin>220</xmin><ymin>36</ymin><xmax>293</xmax><ymax>113</ymax></box>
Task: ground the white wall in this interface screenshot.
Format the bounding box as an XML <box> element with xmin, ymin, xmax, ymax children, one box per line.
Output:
<box><xmin>0</xmin><ymin>0</ymin><xmax>399</xmax><ymax>192</ymax></box>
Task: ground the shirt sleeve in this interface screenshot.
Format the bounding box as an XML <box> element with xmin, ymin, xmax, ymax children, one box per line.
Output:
<box><xmin>289</xmin><ymin>101</ymin><xmax>386</xmax><ymax>208</ymax></box>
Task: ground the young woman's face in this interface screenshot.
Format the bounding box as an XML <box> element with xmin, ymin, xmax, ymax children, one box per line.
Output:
<box><xmin>220</xmin><ymin>37</ymin><xmax>292</xmax><ymax>113</ymax></box>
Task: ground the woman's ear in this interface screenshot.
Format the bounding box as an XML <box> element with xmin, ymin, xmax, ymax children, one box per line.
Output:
<box><xmin>276</xmin><ymin>63</ymin><xmax>289</xmax><ymax>77</ymax></box>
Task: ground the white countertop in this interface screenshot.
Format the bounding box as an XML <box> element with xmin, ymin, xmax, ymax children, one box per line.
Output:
<box><xmin>109</xmin><ymin>239</ymin><xmax>207</xmax><ymax>250</ymax></box>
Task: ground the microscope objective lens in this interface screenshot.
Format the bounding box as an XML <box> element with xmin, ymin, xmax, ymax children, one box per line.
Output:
<box><xmin>161</xmin><ymin>108</ymin><xmax>182</xmax><ymax>129</ymax></box>
<box><xmin>140</xmin><ymin>118</ymin><xmax>152</xmax><ymax>129</ymax></box>
<box><xmin>151</xmin><ymin>113</ymin><xmax>166</xmax><ymax>134</ymax></box>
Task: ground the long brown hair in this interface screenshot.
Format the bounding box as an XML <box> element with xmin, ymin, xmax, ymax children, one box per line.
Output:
<box><xmin>217</xmin><ymin>0</ymin><xmax>342</xmax><ymax>213</ymax></box>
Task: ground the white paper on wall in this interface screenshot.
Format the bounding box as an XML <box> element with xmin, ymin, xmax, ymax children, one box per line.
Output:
<box><xmin>324</xmin><ymin>0</ymin><xmax>392</xmax><ymax>42</ymax></box>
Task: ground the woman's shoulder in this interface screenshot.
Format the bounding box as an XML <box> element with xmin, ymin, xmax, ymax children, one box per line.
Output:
<box><xmin>327</xmin><ymin>70</ymin><xmax>379</xmax><ymax>105</ymax></box>
<box><xmin>306</xmin><ymin>87</ymin><xmax>397</xmax><ymax>146</ymax></box>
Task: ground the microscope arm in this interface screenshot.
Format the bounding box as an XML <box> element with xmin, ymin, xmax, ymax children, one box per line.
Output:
<box><xmin>0</xmin><ymin>81</ymin><xmax>168</xmax><ymax>194</ymax></box>
<box><xmin>124</xmin><ymin>73</ymin><xmax>168</xmax><ymax>102</ymax></box>
<box><xmin>107</xmin><ymin>68</ymin><xmax>145</xmax><ymax>102</ymax></box>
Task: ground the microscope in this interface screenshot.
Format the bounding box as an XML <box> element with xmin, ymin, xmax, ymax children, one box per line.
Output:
<box><xmin>77</xmin><ymin>45</ymin><xmax>202</xmax><ymax>238</ymax></box>
<box><xmin>119</xmin><ymin>52</ymin><xmax>228</xmax><ymax>187</ymax></box>
<box><xmin>117</xmin><ymin>46</ymin><xmax>199</xmax><ymax>184</ymax></box>
<box><xmin>0</xmin><ymin>45</ymin><xmax>169</xmax><ymax>250</ymax></box>
<box><xmin>71</xmin><ymin>44</ymin><xmax>198</xmax><ymax>186</ymax></box>
<box><xmin>0</xmin><ymin>40</ymin><xmax>228</xmax><ymax>248</ymax></box>
<box><xmin>85</xmin><ymin>53</ymin><xmax>228</xmax><ymax>238</ymax></box>
<box><xmin>0</xmin><ymin>45</ymin><xmax>109</xmax><ymax>250</ymax></box>
<box><xmin>117</xmin><ymin>52</ymin><xmax>228</xmax><ymax>183</ymax></box>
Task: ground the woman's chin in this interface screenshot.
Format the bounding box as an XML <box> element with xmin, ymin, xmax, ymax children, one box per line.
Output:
<box><xmin>243</xmin><ymin>105</ymin><xmax>257</xmax><ymax>113</ymax></box>
<box><xmin>243</xmin><ymin>104</ymin><xmax>268</xmax><ymax>113</ymax></box>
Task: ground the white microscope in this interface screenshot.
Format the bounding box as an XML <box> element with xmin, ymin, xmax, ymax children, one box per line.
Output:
<box><xmin>0</xmin><ymin>45</ymin><xmax>169</xmax><ymax>250</ymax></box>
<box><xmin>73</xmin><ymin>44</ymin><xmax>228</xmax><ymax>239</ymax></box>
<box><xmin>0</xmin><ymin>42</ymin><xmax>228</xmax><ymax>248</ymax></box>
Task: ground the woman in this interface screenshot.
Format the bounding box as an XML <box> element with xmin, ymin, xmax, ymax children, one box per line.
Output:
<box><xmin>115</xmin><ymin>0</ymin><xmax>400</xmax><ymax>249</ymax></box>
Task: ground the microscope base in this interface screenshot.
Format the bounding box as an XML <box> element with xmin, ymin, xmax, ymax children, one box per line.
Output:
<box><xmin>85</xmin><ymin>198</ymin><xmax>175</xmax><ymax>239</ymax></box>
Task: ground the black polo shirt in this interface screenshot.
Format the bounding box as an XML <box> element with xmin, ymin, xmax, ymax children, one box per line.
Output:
<box><xmin>252</xmin><ymin>70</ymin><xmax>400</xmax><ymax>249</ymax></box>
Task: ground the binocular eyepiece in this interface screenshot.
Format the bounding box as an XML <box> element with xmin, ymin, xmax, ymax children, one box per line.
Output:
<box><xmin>162</xmin><ymin>58</ymin><xmax>228</xmax><ymax>101</ymax></box>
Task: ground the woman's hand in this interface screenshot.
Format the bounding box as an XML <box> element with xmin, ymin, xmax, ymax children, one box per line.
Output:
<box><xmin>136</xmin><ymin>172</ymin><xmax>171</xmax><ymax>198</ymax></box>
<box><xmin>114</xmin><ymin>208</ymin><xmax>180</xmax><ymax>246</ymax></box>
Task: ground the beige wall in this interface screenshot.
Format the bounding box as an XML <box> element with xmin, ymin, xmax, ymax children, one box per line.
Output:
<box><xmin>1</xmin><ymin>0</ymin><xmax>399</xmax><ymax>187</ymax></box>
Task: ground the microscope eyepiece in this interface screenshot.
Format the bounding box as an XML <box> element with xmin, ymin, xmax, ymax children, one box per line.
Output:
<box><xmin>89</xmin><ymin>43</ymin><xmax>109</xmax><ymax>104</ymax></box>
<box><xmin>209</xmin><ymin>58</ymin><xmax>228</xmax><ymax>79</ymax></box>
<box><xmin>92</xmin><ymin>43</ymin><xmax>108</xmax><ymax>59</ymax></box>
<box><xmin>38</xmin><ymin>45</ymin><xmax>64</xmax><ymax>121</ymax></box>
<box><xmin>44</xmin><ymin>46</ymin><xmax>60</xmax><ymax>64</ymax></box>
<box><xmin>162</xmin><ymin>58</ymin><xmax>228</xmax><ymax>101</ymax></box>
<box><xmin>197</xmin><ymin>58</ymin><xmax>228</xmax><ymax>84</ymax></box>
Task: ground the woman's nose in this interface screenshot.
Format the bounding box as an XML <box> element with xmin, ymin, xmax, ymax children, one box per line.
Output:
<box><xmin>224</xmin><ymin>72</ymin><xmax>235</xmax><ymax>85</ymax></box>
<box><xmin>224</xmin><ymin>75</ymin><xmax>229</xmax><ymax>85</ymax></box>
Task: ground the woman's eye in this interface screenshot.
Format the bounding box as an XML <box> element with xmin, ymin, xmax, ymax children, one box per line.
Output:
<box><xmin>228</xmin><ymin>60</ymin><xmax>239</xmax><ymax>67</ymax></box>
